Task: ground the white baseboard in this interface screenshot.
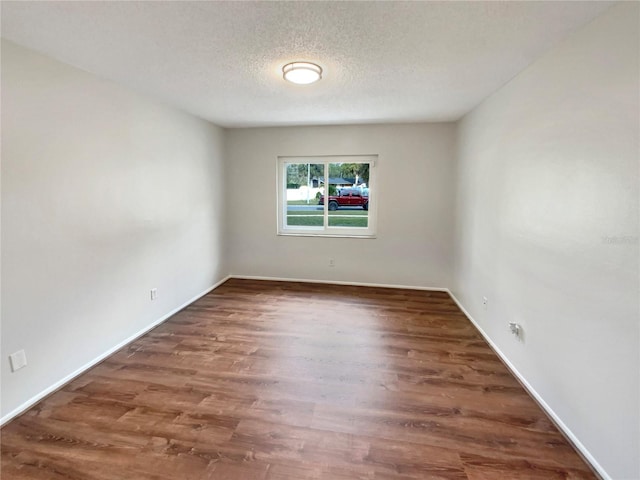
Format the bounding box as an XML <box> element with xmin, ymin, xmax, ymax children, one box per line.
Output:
<box><xmin>0</xmin><ymin>275</ymin><xmax>231</xmax><ymax>426</ymax></box>
<box><xmin>229</xmin><ymin>274</ymin><xmax>449</xmax><ymax>292</ymax></box>
<box><xmin>446</xmin><ymin>291</ymin><xmax>609</xmax><ymax>480</ymax></box>
<box><xmin>0</xmin><ymin>273</ymin><xmax>608</xmax><ymax>480</ymax></box>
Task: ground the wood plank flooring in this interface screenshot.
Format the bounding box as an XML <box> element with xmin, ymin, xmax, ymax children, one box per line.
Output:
<box><xmin>1</xmin><ymin>279</ymin><xmax>597</xmax><ymax>479</ymax></box>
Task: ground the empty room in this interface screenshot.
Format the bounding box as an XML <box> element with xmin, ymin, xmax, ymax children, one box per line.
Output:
<box><xmin>1</xmin><ymin>1</ymin><xmax>638</xmax><ymax>479</ymax></box>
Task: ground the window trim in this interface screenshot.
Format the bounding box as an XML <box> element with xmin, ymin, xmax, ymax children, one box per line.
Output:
<box><xmin>277</xmin><ymin>155</ymin><xmax>378</xmax><ymax>238</ymax></box>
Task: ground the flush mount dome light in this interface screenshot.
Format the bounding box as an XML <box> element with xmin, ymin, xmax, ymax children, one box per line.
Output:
<box><xmin>282</xmin><ymin>62</ymin><xmax>322</xmax><ymax>84</ymax></box>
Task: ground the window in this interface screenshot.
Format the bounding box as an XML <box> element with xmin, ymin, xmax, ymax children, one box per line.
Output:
<box><xmin>277</xmin><ymin>155</ymin><xmax>377</xmax><ymax>237</ymax></box>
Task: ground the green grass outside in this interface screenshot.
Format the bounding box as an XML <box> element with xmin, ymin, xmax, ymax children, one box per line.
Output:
<box><xmin>286</xmin><ymin>209</ymin><xmax>368</xmax><ymax>216</ymax></box>
<box><xmin>285</xmin><ymin>216</ymin><xmax>323</xmax><ymax>226</ymax></box>
<box><xmin>329</xmin><ymin>217</ymin><xmax>368</xmax><ymax>227</ymax></box>
<box><xmin>286</xmin><ymin>216</ymin><xmax>368</xmax><ymax>228</ymax></box>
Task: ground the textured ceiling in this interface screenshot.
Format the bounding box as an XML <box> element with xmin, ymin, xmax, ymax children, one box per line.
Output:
<box><xmin>1</xmin><ymin>1</ymin><xmax>613</xmax><ymax>127</ymax></box>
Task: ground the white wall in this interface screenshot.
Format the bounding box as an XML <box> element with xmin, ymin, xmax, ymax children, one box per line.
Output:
<box><xmin>225</xmin><ymin>124</ymin><xmax>456</xmax><ymax>288</ymax></box>
<box><xmin>1</xmin><ymin>40</ymin><xmax>227</xmax><ymax>420</ymax></box>
<box><xmin>3</xmin><ymin>5</ymin><xmax>637</xmax><ymax>477</ymax></box>
<box><xmin>452</xmin><ymin>4</ymin><xmax>639</xmax><ymax>479</ymax></box>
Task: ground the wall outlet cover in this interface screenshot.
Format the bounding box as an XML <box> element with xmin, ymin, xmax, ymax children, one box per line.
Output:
<box><xmin>9</xmin><ymin>350</ymin><xmax>27</xmax><ymax>372</ymax></box>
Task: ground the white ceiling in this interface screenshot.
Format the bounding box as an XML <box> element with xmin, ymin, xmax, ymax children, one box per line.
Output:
<box><xmin>1</xmin><ymin>1</ymin><xmax>613</xmax><ymax>127</ymax></box>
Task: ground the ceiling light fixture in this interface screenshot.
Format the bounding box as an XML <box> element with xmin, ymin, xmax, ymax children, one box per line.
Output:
<box><xmin>282</xmin><ymin>62</ymin><xmax>322</xmax><ymax>85</ymax></box>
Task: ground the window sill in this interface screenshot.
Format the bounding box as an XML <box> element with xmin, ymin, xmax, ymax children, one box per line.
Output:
<box><xmin>277</xmin><ymin>232</ymin><xmax>377</xmax><ymax>239</ymax></box>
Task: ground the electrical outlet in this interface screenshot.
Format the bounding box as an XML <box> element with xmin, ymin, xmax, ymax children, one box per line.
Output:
<box><xmin>482</xmin><ymin>296</ymin><xmax>488</xmax><ymax>310</ymax></box>
<box><xmin>329</xmin><ymin>258</ymin><xmax>335</xmax><ymax>267</ymax></box>
<box><xmin>509</xmin><ymin>322</ymin><xmax>523</xmax><ymax>340</ymax></box>
<box><xmin>150</xmin><ymin>288</ymin><xmax>158</xmax><ymax>301</ymax></box>
<box><xmin>9</xmin><ymin>350</ymin><xmax>27</xmax><ymax>372</ymax></box>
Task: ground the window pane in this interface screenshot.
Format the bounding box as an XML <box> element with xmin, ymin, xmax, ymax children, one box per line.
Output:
<box><xmin>286</xmin><ymin>163</ymin><xmax>324</xmax><ymax>228</ymax></box>
<box><xmin>326</xmin><ymin>162</ymin><xmax>370</xmax><ymax>228</ymax></box>
<box><xmin>278</xmin><ymin>156</ymin><xmax>376</xmax><ymax>237</ymax></box>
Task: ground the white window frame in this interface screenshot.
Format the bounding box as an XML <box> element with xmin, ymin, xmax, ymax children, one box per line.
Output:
<box><xmin>277</xmin><ymin>155</ymin><xmax>378</xmax><ymax>238</ymax></box>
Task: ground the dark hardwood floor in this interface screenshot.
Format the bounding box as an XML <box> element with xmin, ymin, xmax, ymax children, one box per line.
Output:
<box><xmin>1</xmin><ymin>279</ymin><xmax>596</xmax><ymax>479</ymax></box>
